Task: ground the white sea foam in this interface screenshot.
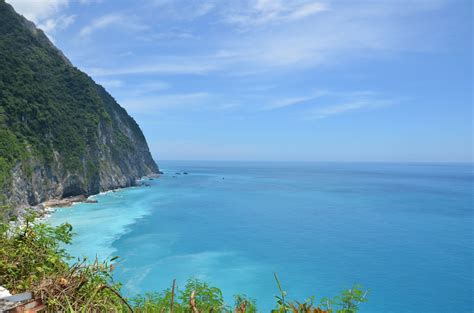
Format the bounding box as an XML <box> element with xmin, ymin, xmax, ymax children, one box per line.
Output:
<box><xmin>48</xmin><ymin>186</ymin><xmax>157</xmax><ymax>262</ymax></box>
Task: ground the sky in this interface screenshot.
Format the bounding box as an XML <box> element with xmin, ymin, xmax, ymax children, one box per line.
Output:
<box><xmin>6</xmin><ymin>0</ymin><xmax>473</xmax><ymax>162</ymax></box>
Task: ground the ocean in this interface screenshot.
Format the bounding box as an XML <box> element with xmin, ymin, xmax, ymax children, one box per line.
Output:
<box><xmin>48</xmin><ymin>161</ymin><xmax>473</xmax><ymax>312</ymax></box>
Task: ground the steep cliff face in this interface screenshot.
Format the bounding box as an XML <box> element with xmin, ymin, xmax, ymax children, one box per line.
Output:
<box><xmin>0</xmin><ymin>1</ymin><xmax>159</xmax><ymax>218</ymax></box>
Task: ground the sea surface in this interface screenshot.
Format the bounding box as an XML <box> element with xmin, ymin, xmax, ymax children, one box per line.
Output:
<box><xmin>48</xmin><ymin>161</ymin><xmax>473</xmax><ymax>312</ymax></box>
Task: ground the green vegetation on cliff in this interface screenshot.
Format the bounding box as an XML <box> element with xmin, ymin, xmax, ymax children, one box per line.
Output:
<box><xmin>0</xmin><ymin>0</ymin><xmax>158</xmax><ymax>218</ymax></box>
<box><xmin>0</xmin><ymin>217</ymin><xmax>368</xmax><ymax>312</ymax></box>
<box><xmin>0</xmin><ymin>0</ymin><xmax>103</xmax><ymax>185</ymax></box>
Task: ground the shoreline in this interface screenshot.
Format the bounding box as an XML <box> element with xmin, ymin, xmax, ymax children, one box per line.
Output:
<box><xmin>14</xmin><ymin>173</ymin><xmax>161</xmax><ymax>225</ymax></box>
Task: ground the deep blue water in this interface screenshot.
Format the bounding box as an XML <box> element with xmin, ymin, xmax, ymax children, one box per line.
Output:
<box><xmin>49</xmin><ymin>161</ymin><xmax>474</xmax><ymax>312</ymax></box>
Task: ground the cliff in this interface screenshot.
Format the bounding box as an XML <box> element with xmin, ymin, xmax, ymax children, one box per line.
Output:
<box><xmin>0</xmin><ymin>1</ymin><xmax>159</xmax><ymax>219</ymax></box>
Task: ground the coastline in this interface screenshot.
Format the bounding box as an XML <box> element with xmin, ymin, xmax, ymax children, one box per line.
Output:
<box><xmin>13</xmin><ymin>173</ymin><xmax>161</xmax><ymax>225</ymax></box>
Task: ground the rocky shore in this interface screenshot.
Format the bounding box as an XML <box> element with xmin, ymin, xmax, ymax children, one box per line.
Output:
<box><xmin>11</xmin><ymin>195</ymin><xmax>99</xmax><ymax>222</ymax></box>
<box><xmin>41</xmin><ymin>195</ymin><xmax>98</xmax><ymax>208</ymax></box>
<box><xmin>22</xmin><ymin>173</ymin><xmax>162</xmax><ymax>220</ymax></box>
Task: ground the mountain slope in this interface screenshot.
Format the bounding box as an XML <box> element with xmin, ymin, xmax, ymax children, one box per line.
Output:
<box><xmin>0</xmin><ymin>1</ymin><xmax>159</xmax><ymax>219</ymax></box>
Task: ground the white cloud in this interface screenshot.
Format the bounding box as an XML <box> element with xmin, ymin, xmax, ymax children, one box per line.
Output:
<box><xmin>151</xmin><ymin>0</ymin><xmax>173</xmax><ymax>7</ymax></box>
<box><xmin>79</xmin><ymin>0</ymin><xmax>104</xmax><ymax>4</ymax></box>
<box><xmin>261</xmin><ymin>90</ymin><xmax>396</xmax><ymax>118</ymax></box>
<box><xmin>79</xmin><ymin>14</ymin><xmax>148</xmax><ymax>37</ymax></box>
<box><xmin>194</xmin><ymin>2</ymin><xmax>215</xmax><ymax>18</ymax></box>
<box><xmin>79</xmin><ymin>14</ymin><xmax>121</xmax><ymax>36</ymax></box>
<box><xmin>6</xmin><ymin>0</ymin><xmax>69</xmax><ymax>22</ymax></box>
<box><xmin>7</xmin><ymin>0</ymin><xmax>77</xmax><ymax>38</ymax></box>
<box><xmin>287</xmin><ymin>2</ymin><xmax>328</xmax><ymax>20</ymax></box>
<box><xmin>137</xmin><ymin>31</ymin><xmax>197</xmax><ymax>42</ymax></box>
<box><xmin>96</xmin><ymin>79</ymin><xmax>124</xmax><ymax>89</ymax></box>
<box><xmin>118</xmin><ymin>91</ymin><xmax>238</xmax><ymax>114</ymax></box>
<box><xmin>72</xmin><ymin>0</ymin><xmax>449</xmax><ymax>80</ymax></box>
<box><xmin>120</xmin><ymin>92</ymin><xmax>211</xmax><ymax>113</ymax></box>
<box><xmin>130</xmin><ymin>81</ymin><xmax>170</xmax><ymax>94</ymax></box>
<box><xmin>214</xmin><ymin>0</ymin><xmax>447</xmax><ymax>71</ymax></box>
<box><xmin>37</xmin><ymin>14</ymin><xmax>76</xmax><ymax>33</ymax></box>
<box><xmin>149</xmin><ymin>0</ymin><xmax>215</xmax><ymax>21</ymax></box>
<box><xmin>87</xmin><ymin>58</ymin><xmax>220</xmax><ymax>76</ymax></box>
<box><xmin>265</xmin><ymin>91</ymin><xmax>328</xmax><ymax>110</ymax></box>
<box><xmin>112</xmin><ymin>80</ymin><xmax>170</xmax><ymax>96</ymax></box>
<box><xmin>223</xmin><ymin>0</ymin><xmax>328</xmax><ymax>27</ymax></box>
<box><xmin>308</xmin><ymin>99</ymin><xmax>394</xmax><ymax>119</ymax></box>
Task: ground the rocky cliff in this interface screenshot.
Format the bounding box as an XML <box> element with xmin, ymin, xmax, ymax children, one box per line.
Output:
<box><xmin>0</xmin><ymin>1</ymin><xmax>159</xmax><ymax>219</ymax></box>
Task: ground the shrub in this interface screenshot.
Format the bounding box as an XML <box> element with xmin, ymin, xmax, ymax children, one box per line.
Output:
<box><xmin>0</xmin><ymin>214</ymin><xmax>129</xmax><ymax>311</ymax></box>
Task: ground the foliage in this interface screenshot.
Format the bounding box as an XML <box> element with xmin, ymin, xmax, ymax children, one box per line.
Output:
<box><xmin>0</xmin><ymin>213</ymin><xmax>71</xmax><ymax>291</ymax></box>
<box><xmin>0</xmin><ymin>217</ymin><xmax>368</xmax><ymax>312</ymax></box>
<box><xmin>131</xmin><ymin>290</ymin><xmax>176</xmax><ymax>312</ymax></box>
<box><xmin>0</xmin><ymin>213</ymin><xmax>128</xmax><ymax>311</ymax></box>
<box><xmin>131</xmin><ymin>279</ymin><xmax>228</xmax><ymax>312</ymax></box>
<box><xmin>272</xmin><ymin>273</ymin><xmax>369</xmax><ymax>313</ymax></box>
<box><xmin>234</xmin><ymin>294</ymin><xmax>258</xmax><ymax>313</ymax></box>
<box><xmin>0</xmin><ymin>1</ymin><xmax>155</xmax><ymax>214</ymax></box>
<box><xmin>179</xmin><ymin>278</ymin><xmax>226</xmax><ymax>311</ymax></box>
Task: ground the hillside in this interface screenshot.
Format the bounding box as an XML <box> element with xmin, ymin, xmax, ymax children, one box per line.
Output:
<box><xmin>0</xmin><ymin>0</ymin><xmax>159</xmax><ymax>219</ymax></box>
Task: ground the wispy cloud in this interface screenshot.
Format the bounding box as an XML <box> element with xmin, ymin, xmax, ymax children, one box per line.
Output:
<box><xmin>214</xmin><ymin>0</ymin><xmax>449</xmax><ymax>71</ymax></box>
<box><xmin>307</xmin><ymin>99</ymin><xmax>395</xmax><ymax>119</ymax></box>
<box><xmin>96</xmin><ymin>79</ymin><xmax>124</xmax><ymax>89</ymax></box>
<box><xmin>6</xmin><ymin>0</ymin><xmax>69</xmax><ymax>22</ymax></box>
<box><xmin>193</xmin><ymin>2</ymin><xmax>215</xmax><ymax>18</ymax></box>
<box><xmin>118</xmin><ymin>91</ymin><xmax>241</xmax><ymax>114</ymax></box>
<box><xmin>79</xmin><ymin>14</ymin><xmax>121</xmax><ymax>36</ymax></box>
<box><xmin>287</xmin><ymin>2</ymin><xmax>328</xmax><ymax>20</ymax></box>
<box><xmin>130</xmin><ymin>81</ymin><xmax>170</xmax><ymax>94</ymax></box>
<box><xmin>37</xmin><ymin>14</ymin><xmax>76</xmax><ymax>33</ymax></box>
<box><xmin>120</xmin><ymin>92</ymin><xmax>211</xmax><ymax>113</ymax></box>
<box><xmin>149</xmin><ymin>0</ymin><xmax>215</xmax><ymax>21</ymax></box>
<box><xmin>264</xmin><ymin>91</ymin><xmax>328</xmax><ymax>110</ymax></box>
<box><xmin>137</xmin><ymin>30</ymin><xmax>197</xmax><ymax>42</ymax></box>
<box><xmin>223</xmin><ymin>0</ymin><xmax>328</xmax><ymax>27</ymax></box>
<box><xmin>111</xmin><ymin>80</ymin><xmax>169</xmax><ymax>95</ymax></box>
<box><xmin>7</xmin><ymin>0</ymin><xmax>75</xmax><ymax>40</ymax></box>
<box><xmin>65</xmin><ymin>0</ymin><xmax>451</xmax><ymax>80</ymax></box>
<box><xmin>79</xmin><ymin>0</ymin><xmax>103</xmax><ymax>4</ymax></box>
<box><xmin>79</xmin><ymin>14</ymin><xmax>147</xmax><ymax>37</ymax></box>
<box><xmin>263</xmin><ymin>90</ymin><xmax>396</xmax><ymax>119</ymax></box>
<box><xmin>87</xmin><ymin>58</ymin><xmax>220</xmax><ymax>76</ymax></box>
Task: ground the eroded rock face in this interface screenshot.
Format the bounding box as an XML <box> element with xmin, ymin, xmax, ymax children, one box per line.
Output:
<box><xmin>3</xmin><ymin>96</ymin><xmax>159</xmax><ymax>212</ymax></box>
<box><xmin>6</xmin><ymin>115</ymin><xmax>159</xmax><ymax>213</ymax></box>
<box><xmin>0</xmin><ymin>1</ymin><xmax>159</xmax><ymax>217</ymax></box>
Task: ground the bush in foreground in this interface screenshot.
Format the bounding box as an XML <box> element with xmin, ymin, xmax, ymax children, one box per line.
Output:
<box><xmin>0</xmin><ymin>215</ymin><xmax>368</xmax><ymax>312</ymax></box>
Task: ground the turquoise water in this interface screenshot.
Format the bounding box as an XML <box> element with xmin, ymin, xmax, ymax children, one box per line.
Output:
<box><xmin>49</xmin><ymin>161</ymin><xmax>473</xmax><ymax>312</ymax></box>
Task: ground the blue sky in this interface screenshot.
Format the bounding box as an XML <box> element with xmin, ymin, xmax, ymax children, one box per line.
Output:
<box><xmin>7</xmin><ymin>0</ymin><xmax>473</xmax><ymax>162</ymax></box>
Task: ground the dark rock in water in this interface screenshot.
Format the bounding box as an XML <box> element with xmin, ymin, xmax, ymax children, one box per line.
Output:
<box><xmin>159</xmin><ymin>171</ymin><xmax>164</xmax><ymax>174</ymax></box>
<box><xmin>183</xmin><ymin>172</ymin><xmax>188</xmax><ymax>175</ymax></box>
<box><xmin>0</xmin><ymin>1</ymin><xmax>160</xmax><ymax>219</ymax></box>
